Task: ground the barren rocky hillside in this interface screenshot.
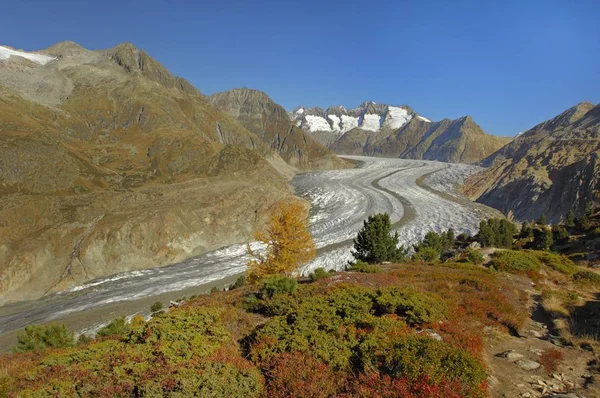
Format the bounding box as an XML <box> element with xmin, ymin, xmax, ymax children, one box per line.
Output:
<box><xmin>0</xmin><ymin>42</ymin><xmax>342</xmax><ymax>304</ymax></box>
<box><xmin>209</xmin><ymin>88</ymin><xmax>348</xmax><ymax>170</ymax></box>
<box><xmin>462</xmin><ymin>102</ymin><xmax>600</xmax><ymax>221</ymax></box>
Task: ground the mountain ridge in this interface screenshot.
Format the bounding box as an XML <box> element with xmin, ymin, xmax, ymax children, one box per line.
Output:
<box><xmin>291</xmin><ymin>102</ymin><xmax>511</xmax><ymax>164</ymax></box>
<box><xmin>462</xmin><ymin>102</ymin><xmax>600</xmax><ymax>221</ymax></box>
<box><xmin>0</xmin><ymin>41</ymin><xmax>343</xmax><ymax>304</ymax></box>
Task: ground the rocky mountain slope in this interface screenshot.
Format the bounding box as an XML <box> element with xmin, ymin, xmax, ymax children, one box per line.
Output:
<box><xmin>292</xmin><ymin>102</ymin><xmax>511</xmax><ymax>164</ymax></box>
<box><xmin>0</xmin><ymin>42</ymin><xmax>343</xmax><ymax>304</ymax></box>
<box><xmin>209</xmin><ymin>88</ymin><xmax>347</xmax><ymax>170</ymax></box>
<box><xmin>462</xmin><ymin>102</ymin><xmax>600</xmax><ymax>221</ymax></box>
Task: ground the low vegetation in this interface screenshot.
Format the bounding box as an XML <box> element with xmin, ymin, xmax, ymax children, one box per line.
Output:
<box><xmin>2</xmin><ymin>206</ymin><xmax>600</xmax><ymax>397</ymax></box>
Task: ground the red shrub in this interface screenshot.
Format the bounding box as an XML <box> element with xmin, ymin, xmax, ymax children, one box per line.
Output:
<box><xmin>540</xmin><ymin>349</ymin><xmax>564</xmax><ymax>374</ymax></box>
<box><xmin>265</xmin><ymin>352</ymin><xmax>340</xmax><ymax>398</ymax></box>
<box><xmin>345</xmin><ymin>372</ymin><xmax>469</xmax><ymax>398</ymax></box>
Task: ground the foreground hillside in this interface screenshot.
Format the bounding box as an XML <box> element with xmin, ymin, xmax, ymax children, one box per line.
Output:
<box><xmin>462</xmin><ymin>102</ymin><xmax>600</xmax><ymax>222</ymax></box>
<box><xmin>0</xmin><ymin>42</ymin><xmax>345</xmax><ymax>304</ymax></box>
<box><xmin>292</xmin><ymin>103</ymin><xmax>511</xmax><ymax>164</ymax></box>
<box><xmin>2</xmin><ymin>208</ymin><xmax>600</xmax><ymax>397</ymax></box>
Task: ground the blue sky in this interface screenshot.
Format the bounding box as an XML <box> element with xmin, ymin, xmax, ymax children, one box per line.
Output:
<box><xmin>2</xmin><ymin>0</ymin><xmax>599</xmax><ymax>136</ymax></box>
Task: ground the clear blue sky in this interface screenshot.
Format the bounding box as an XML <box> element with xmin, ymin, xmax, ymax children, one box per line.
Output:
<box><xmin>2</xmin><ymin>0</ymin><xmax>599</xmax><ymax>136</ymax></box>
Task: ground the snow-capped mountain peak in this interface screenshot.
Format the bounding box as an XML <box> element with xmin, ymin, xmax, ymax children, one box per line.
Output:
<box><xmin>292</xmin><ymin>102</ymin><xmax>419</xmax><ymax>135</ymax></box>
<box><xmin>0</xmin><ymin>45</ymin><xmax>55</xmax><ymax>65</ymax></box>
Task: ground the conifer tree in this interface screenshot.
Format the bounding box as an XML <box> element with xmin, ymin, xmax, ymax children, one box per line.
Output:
<box><xmin>351</xmin><ymin>213</ymin><xmax>407</xmax><ymax>264</ymax></box>
<box><xmin>247</xmin><ymin>201</ymin><xmax>316</xmax><ymax>283</ymax></box>
<box><xmin>533</xmin><ymin>228</ymin><xmax>553</xmax><ymax>251</ymax></box>
<box><xmin>566</xmin><ymin>210</ymin><xmax>576</xmax><ymax>228</ymax></box>
<box><xmin>537</xmin><ymin>214</ymin><xmax>547</xmax><ymax>226</ymax></box>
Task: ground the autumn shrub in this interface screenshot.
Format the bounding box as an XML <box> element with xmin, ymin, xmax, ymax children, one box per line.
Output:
<box><xmin>347</xmin><ymin>372</ymin><xmax>469</xmax><ymax>398</ymax></box>
<box><xmin>247</xmin><ymin>201</ymin><xmax>316</xmax><ymax>283</ymax></box>
<box><xmin>259</xmin><ymin>275</ymin><xmax>297</xmax><ymax>299</ymax></box>
<box><xmin>14</xmin><ymin>324</ymin><xmax>74</xmax><ymax>352</ymax></box>
<box><xmin>540</xmin><ymin>349</ymin><xmax>564</xmax><ymax>374</ymax></box>
<box><xmin>490</xmin><ymin>250</ymin><xmax>541</xmax><ymax>273</ymax></box>
<box><xmin>264</xmin><ymin>352</ymin><xmax>340</xmax><ymax>397</ymax></box>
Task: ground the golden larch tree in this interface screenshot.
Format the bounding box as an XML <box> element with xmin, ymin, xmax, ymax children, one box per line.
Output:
<box><xmin>247</xmin><ymin>201</ymin><xmax>316</xmax><ymax>283</ymax></box>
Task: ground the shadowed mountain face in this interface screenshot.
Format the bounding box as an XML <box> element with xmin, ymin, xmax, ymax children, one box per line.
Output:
<box><xmin>208</xmin><ymin>88</ymin><xmax>348</xmax><ymax>170</ymax></box>
<box><xmin>0</xmin><ymin>42</ymin><xmax>344</xmax><ymax>304</ymax></box>
<box><xmin>291</xmin><ymin>103</ymin><xmax>511</xmax><ymax>164</ymax></box>
<box><xmin>462</xmin><ymin>102</ymin><xmax>600</xmax><ymax>222</ymax></box>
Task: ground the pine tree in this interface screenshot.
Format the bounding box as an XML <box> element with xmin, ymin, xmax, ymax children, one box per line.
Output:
<box><xmin>351</xmin><ymin>213</ymin><xmax>407</xmax><ymax>264</ymax></box>
<box><xmin>533</xmin><ymin>228</ymin><xmax>553</xmax><ymax>251</ymax></box>
<box><xmin>537</xmin><ymin>214</ymin><xmax>547</xmax><ymax>226</ymax></box>
<box><xmin>247</xmin><ymin>201</ymin><xmax>316</xmax><ymax>283</ymax></box>
<box><xmin>477</xmin><ymin>220</ymin><xmax>495</xmax><ymax>247</ymax></box>
<box><xmin>566</xmin><ymin>210</ymin><xmax>576</xmax><ymax>228</ymax></box>
<box><xmin>585</xmin><ymin>202</ymin><xmax>594</xmax><ymax>217</ymax></box>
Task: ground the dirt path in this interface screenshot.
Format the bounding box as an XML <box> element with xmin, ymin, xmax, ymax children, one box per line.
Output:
<box><xmin>484</xmin><ymin>278</ymin><xmax>599</xmax><ymax>397</ymax></box>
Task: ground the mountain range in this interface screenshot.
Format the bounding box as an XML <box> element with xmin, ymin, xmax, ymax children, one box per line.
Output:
<box><xmin>462</xmin><ymin>102</ymin><xmax>600</xmax><ymax>222</ymax></box>
<box><xmin>291</xmin><ymin>103</ymin><xmax>512</xmax><ymax>164</ymax></box>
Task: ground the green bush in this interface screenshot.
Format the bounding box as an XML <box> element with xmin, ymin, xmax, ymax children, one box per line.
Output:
<box><xmin>211</xmin><ymin>286</ymin><xmax>221</xmax><ymax>293</ymax></box>
<box><xmin>490</xmin><ymin>250</ymin><xmax>542</xmax><ymax>273</ymax></box>
<box><xmin>259</xmin><ymin>275</ymin><xmax>298</xmax><ymax>299</ymax></box>
<box><xmin>412</xmin><ymin>246</ymin><xmax>441</xmax><ymax>262</ymax></box>
<box><xmin>150</xmin><ymin>301</ymin><xmax>163</xmax><ymax>313</ymax></box>
<box><xmin>533</xmin><ymin>251</ymin><xmax>578</xmax><ymax>275</ymax></box>
<box><xmin>309</xmin><ymin>267</ymin><xmax>330</xmax><ymax>281</ymax></box>
<box><xmin>374</xmin><ymin>287</ymin><xmax>447</xmax><ymax>324</ymax></box>
<box><xmin>465</xmin><ymin>247</ymin><xmax>485</xmax><ymax>265</ymax></box>
<box><xmin>573</xmin><ymin>271</ymin><xmax>600</xmax><ymax>284</ymax></box>
<box><xmin>77</xmin><ymin>334</ymin><xmax>92</xmax><ymax>346</ymax></box>
<box><xmin>96</xmin><ymin>317</ymin><xmax>129</xmax><ymax>338</ymax></box>
<box><xmin>346</xmin><ymin>260</ymin><xmax>382</xmax><ymax>273</ymax></box>
<box><xmin>229</xmin><ymin>275</ymin><xmax>247</xmax><ymax>290</ymax></box>
<box><xmin>358</xmin><ymin>334</ymin><xmax>486</xmax><ymax>395</ymax></box>
<box><xmin>14</xmin><ymin>324</ymin><xmax>74</xmax><ymax>352</ymax></box>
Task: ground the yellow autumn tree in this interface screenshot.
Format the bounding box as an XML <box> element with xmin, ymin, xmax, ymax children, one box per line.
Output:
<box><xmin>247</xmin><ymin>201</ymin><xmax>316</xmax><ymax>283</ymax></box>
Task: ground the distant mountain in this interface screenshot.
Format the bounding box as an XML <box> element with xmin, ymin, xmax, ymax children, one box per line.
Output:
<box><xmin>291</xmin><ymin>102</ymin><xmax>511</xmax><ymax>164</ymax></box>
<box><xmin>462</xmin><ymin>102</ymin><xmax>600</xmax><ymax>222</ymax></box>
<box><xmin>209</xmin><ymin>88</ymin><xmax>348</xmax><ymax>170</ymax></box>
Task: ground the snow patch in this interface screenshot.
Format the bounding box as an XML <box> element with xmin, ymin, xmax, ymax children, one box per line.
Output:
<box><xmin>384</xmin><ymin>106</ymin><xmax>412</xmax><ymax>130</ymax></box>
<box><xmin>304</xmin><ymin>115</ymin><xmax>332</xmax><ymax>132</ymax></box>
<box><xmin>0</xmin><ymin>45</ymin><xmax>55</xmax><ymax>65</ymax></box>
<box><xmin>327</xmin><ymin>114</ymin><xmax>341</xmax><ymax>132</ymax></box>
<box><xmin>340</xmin><ymin>115</ymin><xmax>359</xmax><ymax>132</ymax></box>
<box><xmin>295</xmin><ymin>107</ymin><xmax>304</xmax><ymax>114</ymax></box>
<box><xmin>359</xmin><ymin>114</ymin><xmax>382</xmax><ymax>132</ymax></box>
<box><xmin>417</xmin><ymin>115</ymin><xmax>432</xmax><ymax>123</ymax></box>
